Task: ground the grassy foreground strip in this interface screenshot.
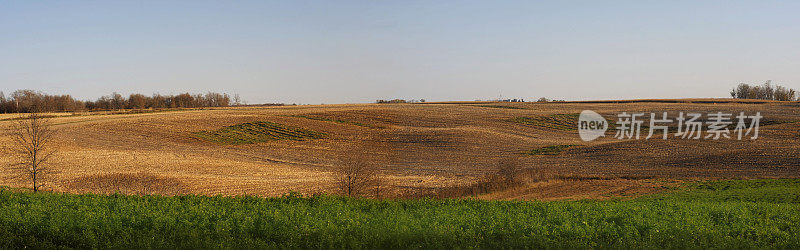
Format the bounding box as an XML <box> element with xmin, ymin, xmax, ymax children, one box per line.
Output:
<box><xmin>0</xmin><ymin>180</ymin><xmax>798</xmax><ymax>248</ymax></box>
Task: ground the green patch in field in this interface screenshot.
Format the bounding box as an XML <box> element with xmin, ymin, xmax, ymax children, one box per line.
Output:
<box><xmin>289</xmin><ymin>115</ymin><xmax>380</xmax><ymax>128</ymax></box>
<box><xmin>194</xmin><ymin>121</ymin><xmax>325</xmax><ymax>144</ymax></box>
<box><xmin>509</xmin><ymin>113</ymin><xmax>581</xmax><ymax>131</ymax></box>
<box><xmin>524</xmin><ymin>144</ymin><xmax>578</xmax><ymax>156</ymax></box>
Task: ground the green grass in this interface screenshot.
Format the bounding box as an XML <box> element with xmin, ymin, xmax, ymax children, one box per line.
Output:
<box><xmin>524</xmin><ymin>144</ymin><xmax>578</xmax><ymax>156</ymax></box>
<box><xmin>0</xmin><ymin>179</ymin><xmax>798</xmax><ymax>248</ymax></box>
<box><xmin>648</xmin><ymin>179</ymin><xmax>800</xmax><ymax>203</ymax></box>
<box><xmin>193</xmin><ymin>121</ymin><xmax>326</xmax><ymax>145</ymax></box>
<box><xmin>289</xmin><ymin>115</ymin><xmax>380</xmax><ymax>128</ymax></box>
<box><xmin>509</xmin><ymin>113</ymin><xmax>581</xmax><ymax>131</ymax></box>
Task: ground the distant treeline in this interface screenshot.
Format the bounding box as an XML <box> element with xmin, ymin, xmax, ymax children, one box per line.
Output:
<box><xmin>730</xmin><ymin>81</ymin><xmax>798</xmax><ymax>101</ymax></box>
<box><xmin>375</xmin><ymin>99</ymin><xmax>425</xmax><ymax>104</ymax></box>
<box><xmin>0</xmin><ymin>90</ymin><xmax>240</xmax><ymax>113</ymax></box>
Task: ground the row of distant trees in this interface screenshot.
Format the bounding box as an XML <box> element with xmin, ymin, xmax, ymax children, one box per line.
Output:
<box><xmin>375</xmin><ymin>99</ymin><xmax>425</xmax><ymax>104</ymax></box>
<box><xmin>0</xmin><ymin>90</ymin><xmax>241</xmax><ymax>113</ymax></box>
<box><xmin>730</xmin><ymin>81</ymin><xmax>798</xmax><ymax>101</ymax></box>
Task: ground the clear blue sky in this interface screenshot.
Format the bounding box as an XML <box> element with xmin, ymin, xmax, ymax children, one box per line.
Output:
<box><xmin>1</xmin><ymin>0</ymin><xmax>798</xmax><ymax>104</ymax></box>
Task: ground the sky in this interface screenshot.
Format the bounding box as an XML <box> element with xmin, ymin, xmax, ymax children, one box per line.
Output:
<box><xmin>1</xmin><ymin>0</ymin><xmax>799</xmax><ymax>104</ymax></box>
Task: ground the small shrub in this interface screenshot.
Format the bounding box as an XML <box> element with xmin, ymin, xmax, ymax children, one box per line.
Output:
<box><xmin>495</xmin><ymin>157</ymin><xmax>522</xmax><ymax>184</ymax></box>
<box><xmin>333</xmin><ymin>152</ymin><xmax>379</xmax><ymax>197</ymax></box>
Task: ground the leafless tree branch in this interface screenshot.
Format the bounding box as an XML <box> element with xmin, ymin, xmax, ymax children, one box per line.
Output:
<box><xmin>9</xmin><ymin>108</ymin><xmax>59</xmax><ymax>192</ymax></box>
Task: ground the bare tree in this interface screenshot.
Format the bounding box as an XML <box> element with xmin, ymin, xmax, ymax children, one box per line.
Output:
<box><xmin>333</xmin><ymin>138</ymin><xmax>389</xmax><ymax>198</ymax></box>
<box><xmin>110</xmin><ymin>92</ymin><xmax>125</xmax><ymax>110</ymax></box>
<box><xmin>334</xmin><ymin>152</ymin><xmax>378</xmax><ymax>197</ymax></box>
<box><xmin>233</xmin><ymin>94</ymin><xmax>242</xmax><ymax>106</ymax></box>
<box><xmin>373</xmin><ymin>167</ymin><xmax>385</xmax><ymax>199</ymax></box>
<box><xmin>128</xmin><ymin>94</ymin><xmax>147</xmax><ymax>109</ymax></box>
<box><xmin>731</xmin><ymin>81</ymin><xmax>799</xmax><ymax>101</ymax></box>
<box><xmin>10</xmin><ymin>110</ymin><xmax>58</xmax><ymax>192</ymax></box>
<box><xmin>495</xmin><ymin>157</ymin><xmax>522</xmax><ymax>184</ymax></box>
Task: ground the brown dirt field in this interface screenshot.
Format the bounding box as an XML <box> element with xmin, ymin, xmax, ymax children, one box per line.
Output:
<box><xmin>0</xmin><ymin>101</ymin><xmax>798</xmax><ymax>199</ymax></box>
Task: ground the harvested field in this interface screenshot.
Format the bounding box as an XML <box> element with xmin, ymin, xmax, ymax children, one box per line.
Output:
<box><xmin>524</xmin><ymin>144</ymin><xmax>578</xmax><ymax>156</ymax></box>
<box><xmin>0</xmin><ymin>100</ymin><xmax>798</xmax><ymax>199</ymax></box>
<box><xmin>194</xmin><ymin>121</ymin><xmax>326</xmax><ymax>144</ymax></box>
<box><xmin>65</xmin><ymin>173</ymin><xmax>189</xmax><ymax>196</ymax></box>
<box><xmin>289</xmin><ymin>114</ymin><xmax>383</xmax><ymax>128</ymax></box>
